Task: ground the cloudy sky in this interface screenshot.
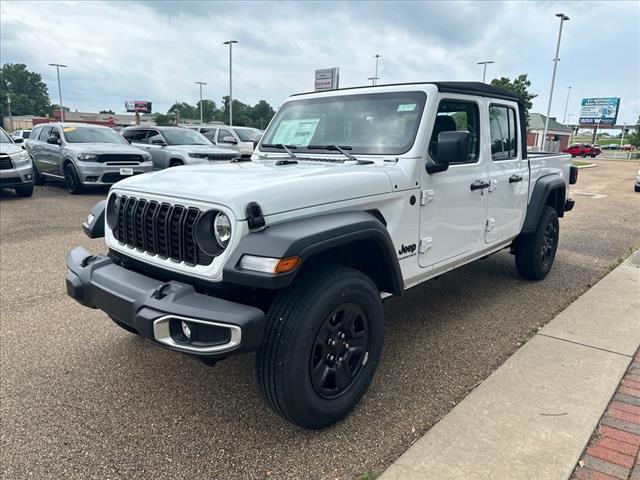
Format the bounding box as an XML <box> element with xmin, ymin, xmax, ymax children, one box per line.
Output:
<box><xmin>1</xmin><ymin>0</ymin><xmax>639</xmax><ymax>125</ymax></box>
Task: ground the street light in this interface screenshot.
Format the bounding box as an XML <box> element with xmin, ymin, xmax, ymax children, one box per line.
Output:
<box><xmin>195</xmin><ymin>81</ymin><xmax>207</xmax><ymax>124</ymax></box>
<box><xmin>223</xmin><ymin>40</ymin><xmax>238</xmax><ymax>126</ymax></box>
<box><xmin>369</xmin><ymin>54</ymin><xmax>381</xmax><ymax>86</ymax></box>
<box><xmin>48</xmin><ymin>63</ymin><xmax>67</xmax><ymax>122</ymax></box>
<box><xmin>541</xmin><ymin>13</ymin><xmax>570</xmax><ymax>151</ymax></box>
<box><xmin>477</xmin><ymin>61</ymin><xmax>495</xmax><ymax>83</ymax></box>
<box><xmin>562</xmin><ymin>86</ymin><xmax>572</xmax><ymax>124</ymax></box>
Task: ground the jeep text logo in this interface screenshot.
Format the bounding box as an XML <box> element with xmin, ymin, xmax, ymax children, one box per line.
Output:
<box><xmin>398</xmin><ymin>243</ymin><xmax>417</xmax><ymax>256</ymax></box>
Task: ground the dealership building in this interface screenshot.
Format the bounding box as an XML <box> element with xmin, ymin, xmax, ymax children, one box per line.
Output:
<box><xmin>526</xmin><ymin>113</ymin><xmax>573</xmax><ymax>152</ymax></box>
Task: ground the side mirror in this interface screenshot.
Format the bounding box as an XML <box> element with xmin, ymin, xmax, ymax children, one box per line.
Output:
<box><xmin>426</xmin><ymin>131</ymin><xmax>470</xmax><ymax>174</ymax></box>
<box><xmin>47</xmin><ymin>136</ymin><xmax>61</xmax><ymax>145</ymax></box>
<box><xmin>152</xmin><ymin>138</ymin><xmax>167</xmax><ymax>146</ymax></box>
<box><xmin>14</xmin><ymin>137</ymin><xmax>24</xmax><ymax>144</ymax></box>
<box><xmin>222</xmin><ymin>136</ymin><xmax>238</xmax><ymax>144</ymax></box>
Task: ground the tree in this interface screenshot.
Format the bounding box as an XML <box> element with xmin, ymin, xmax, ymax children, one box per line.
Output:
<box><xmin>627</xmin><ymin>116</ymin><xmax>640</xmax><ymax>148</ymax></box>
<box><xmin>154</xmin><ymin>113</ymin><xmax>174</xmax><ymax>126</ymax></box>
<box><xmin>195</xmin><ymin>99</ymin><xmax>217</xmax><ymax>123</ymax></box>
<box><xmin>167</xmin><ymin>102</ymin><xmax>198</xmax><ymax>122</ymax></box>
<box><xmin>490</xmin><ymin>74</ymin><xmax>537</xmax><ymax>124</ymax></box>
<box><xmin>0</xmin><ymin>63</ymin><xmax>51</xmax><ymax>116</ymax></box>
<box><xmin>99</xmin><ymin>109</ymin><xmax>115</xmax><ymax>114</ymax></box>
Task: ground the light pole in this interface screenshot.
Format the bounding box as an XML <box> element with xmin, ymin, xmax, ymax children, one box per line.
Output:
<box><xmin>223</xmin><ymin>40</ymin><xmax>238</xmax><ymax>126</ymax></box>
<box><xmin>541</xmin><ymin>13</ymin><xmax>569</xmax><ymax>151</ymax></box>
<box><xmin>562</xmin><ymin>86</ymin><xmax>572</xmax><ymax>124</ymax></box>
<box><xmin>195</xmin><ymin>81</ymin><xmax>207</xmax><ymax>124</ymax></box>
<box><xmin>48</xmin><ymin>63</ymin><xmax>67</xmax><ymax>122</ymax></box>
<box><xmin>369</xmin><ymin>54</ymin><xmax>380</xmax><ymax>86</ymax></box>
<box><xmin>477</xmin><ymin>61</ymin><xmax>495</xmax><ymax>83</ymax></box>
<box><xmin>6</xmin><ymin>93</ymin><xmax>12</xmax><ymax>131</ymax></box>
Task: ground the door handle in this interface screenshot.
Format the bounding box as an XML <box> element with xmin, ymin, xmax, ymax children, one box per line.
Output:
<box><xmin>509</xmin><ymin>174</ymin><xmax>523</xmax><ymax>183</ymax></box>
<box><xmin>470</xmin><ymin>180</ymin><xmax>490</xmax><ymax>191</ymax></box>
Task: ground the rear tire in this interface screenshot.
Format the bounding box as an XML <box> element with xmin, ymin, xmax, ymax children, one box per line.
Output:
<box><xmin>581</xmin><ymin>152</ymin><xmax>586</xmax><ymax>158</ymax></box>
<box><xmin>64</xmin><ymin>163</ymin><xmax>84</xmax><ymax>194</ymax></box>
<box><xmin>15</xmin><ymin>185</ymin><xmax>33</xmax><ymax>197</ymax></box>
<box><xmin>169</xmin><ymin>159</ymin><xmax>183</xmax><ymax>167</ymax></box>
<box><xmin>515</xmin><ymin>206</ymin><xmax>559</xmax><ymax>280</ymax></box>
<box><xmin>257</xmin><ymin>264</ymin><xmax>384</xmax><ymax>429</ymax></box>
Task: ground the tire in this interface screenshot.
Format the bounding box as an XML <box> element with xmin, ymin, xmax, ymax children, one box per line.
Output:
<box><xmin>15</xmin><ymin>185</ymin><xmax>33</xmax><ymax>197</ymax></box>
<box><xmin>257</xmin><ymin>264</ymin><xmax>384</xmax><ymax>429</ymax></box>
<box><xmin>634</xmin><ymin>186</ymin><xmax>640</xmax><ymax>192</ymax></box>
<box><xmin>571</xmin><ymin>154</ymin><xmax>576</xmax><ymax>158</ymax></box>
<box><xmin>169</xmin><ymin>159</ymin><xmax>183</xmax><ymax>167</ymax></box>
<box><xmin>109</xmin><ymin>316</ymin><xmax>138</xmax><ymax>334</ymax></box>
<box><xmin>32</xmin><ymin>161</ymin><xmax>46</xmax><ymax>185</ymax></box>
<box><xmin>590</xmin><ymin>154</ymin><xmax>596</xmax><ymax>158</ymax></box>
<box><xmin>64</xmin><ymin>163</ymin><xmax>84</xmax><ymax>194</ymax></box>
<box><xmin>581</xmin><ymin>152</ymin><xmax>586</xmax><ymax>158</ymax></box>
<box><xmin>515</xmin><ymin>206</ymin><xmax>560</xmax><ymax>280</ymax></box>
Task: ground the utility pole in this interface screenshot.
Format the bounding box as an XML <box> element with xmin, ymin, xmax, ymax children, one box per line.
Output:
<box><xmin>223</xmin><ymin>40</ymin><xmax>238</xmax><ymax>126</ymax></box>
<box><xmin>541</xmin><ymin>13</ymin><xmax>569</xmax><ymax>151</ymax></box>
<box><xmin>562</xmin><ymin>86</ymin><xmax>572</xmax><ymax>124</ymax></box>
<box><xmin>6</xmin><ymin>93</ymin><xmax>12</xmax><ymax>131</ymax></box>
<box><xmin>48</xmin><ymin>63</ymin><xmax>67</xmax><ymax>122</ymax></box>
<box><xmin>195</xmin><ymin>81</ymin><xmax>207</xmax><ymax>124</ymax></box>
<box><xmin>368</xmin><ymin>54</ymin><xmax>381</xmax><ymax>86</ymax></box>
<box><xmin>477</xmin><ymin>61</ymin><xmax>495</xmax><ymax>83</ymax></box>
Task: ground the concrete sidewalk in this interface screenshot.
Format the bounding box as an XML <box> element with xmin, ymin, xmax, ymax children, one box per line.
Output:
<box><xmin>380</xmin><ymin>250</ymin><xmax>640</xmax><ymax>480</ymax></box>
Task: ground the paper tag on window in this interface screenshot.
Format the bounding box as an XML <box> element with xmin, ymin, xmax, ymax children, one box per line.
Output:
<box><xmin>272</xmin><ymin>119</ymin><xmax>320</xmax><ymax>146</ymax></box>
<box><xmin>397</xmin><ymin>104</ymin><xmax>417</xmax><ymax>112</ymax></box>
<box><xmin>63</xmin><ymin>127</ymin><xmax>76</xmax><ymax>132</ymax></box>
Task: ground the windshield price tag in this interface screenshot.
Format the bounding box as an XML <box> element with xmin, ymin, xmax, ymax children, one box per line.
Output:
<box><xmin>397</xmin><ymin>104</ymin><xmax>417</xmax><ymax>112</ymax></box>
<box><xmin>272</xmin><ymin>119</ymin><xmax>320</xmax><ymax>146</ymax></box>
<box><xmin>119</xmin><ymin>168</ymin><xmax>133</xmax><ymax>176</ymax></box>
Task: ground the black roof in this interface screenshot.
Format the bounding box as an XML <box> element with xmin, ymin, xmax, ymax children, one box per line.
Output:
<box><xmin>292</xmin><ymin>81</ymin><xmax>524</xmax><ymax>105</ymax></box>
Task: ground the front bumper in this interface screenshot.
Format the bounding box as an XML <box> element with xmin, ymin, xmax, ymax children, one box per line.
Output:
<box><xmin>65</xmin><ymin>246</ymin><xmax>265</xmax><ymax>358</ymax></box>
<box><xmin>76</xmin><ymin>161</ymin><xmax>154</xmax><ymax>186</ymax></box>
<box><xmin>0</xmin><ymin>162</ymin><xmax>34</xmax><ymax>188</ymax></box>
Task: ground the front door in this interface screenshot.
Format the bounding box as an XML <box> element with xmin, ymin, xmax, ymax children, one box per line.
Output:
<box><xmin>419</xmin><ymin>97</ymin><xmax>489</xmax><ymax>268</ymax></box>
<box><xmin>485</xmin><ymin>104</ymin><xmax>528</xmax><ymax>244</ymax></box>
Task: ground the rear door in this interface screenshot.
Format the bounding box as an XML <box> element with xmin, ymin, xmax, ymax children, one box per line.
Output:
<box><xmin>38</xmin><ymin>126</ymin><xmax>61</xmax><ymax>176</ymax></box>
<box><xmin>485</xmin><ymin>103</ymin><xmax>528</xmax><ymax>244</ymax></box>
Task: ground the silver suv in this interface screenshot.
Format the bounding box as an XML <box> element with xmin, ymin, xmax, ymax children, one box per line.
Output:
<box><xmin>0</xmin><ymin>127</ymin><xmax>34</xmax><ymax>197</ymax></box>
<box><xmin>26</xmin><ymin>123</ymin><xmax>153</xmax><ymax>194</ymax></box>
<box><xmin>122</xmin><ymin>126</ymin><xmax>237</xmax><ymax>169</ymax></box>
<box><xmin>186</xmin><ymin>125</ymin><xmax>262</xmax><ymax>157</ymax></box>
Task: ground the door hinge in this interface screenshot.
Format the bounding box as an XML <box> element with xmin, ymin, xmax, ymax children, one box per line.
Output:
<box><xmin>419</xmin><ymin>237</ymin><xmax>432</xmax><ymax>254</ymax></box>
<box><xmin>420</xmin><ymin>189</ymin><xmax>435</xmax><ymax>206</ymax></box>
<box><xmin>485</xmin><ymin>218</ymin><xmax>496</xmax><ymax>232</ymax></box>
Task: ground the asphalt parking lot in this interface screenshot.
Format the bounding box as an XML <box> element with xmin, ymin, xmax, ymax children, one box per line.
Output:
<box><xmin>1</xmin><ymin>160</ymin><xmax>639</xmax><ymax>480</ymax></box>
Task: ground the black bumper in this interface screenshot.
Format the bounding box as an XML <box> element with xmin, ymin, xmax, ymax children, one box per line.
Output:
<box><xmin>65</xmin><ymin>246</ymin><xmax>265</xmax><ymax>358</ymax></box>
<box><xmin>1</xmin><ymin>179</ymin><xmax>33</xmax><ymax>188</ymax></box>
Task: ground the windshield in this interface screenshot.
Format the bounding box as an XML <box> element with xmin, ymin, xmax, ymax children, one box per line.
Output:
<box><xmin>0</xmin><ymin>129</ymin><xmax>12</xmax><ymax>143</ymax></box>
<box><xmin>63</xmin><ymin>126</ymin><xmax>128</xmax><ymax>144</ymax></box>
<box><xmin>233</xmin><ymin>127</ymin><xmax>262</xmax><ymax>142</ymax></box>
<box><xmin>260</xmin><ymin>91</ymin><xmax>427</xmax><ymax>155</ymax></box>
<box><xmin>22</xmin><ymin>131</ymin><xmax>31</xmax><ymax>139</ymax></box>
<box><xmin>162</xmin><ymin>129</ymin><xmax>210</xmax><ymax>145</ymax></box>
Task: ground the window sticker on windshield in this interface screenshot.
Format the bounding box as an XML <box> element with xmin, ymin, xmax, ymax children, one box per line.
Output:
<box><xmin>63</xmin><ymin>127</ymin><xmax>76</xmax><ymax>132</ymax></box>
<box><xmin>272</xmin><ymin>119</ymin><xmax>320</xmax><ymax>146</ymax></box>
<box><xmin>397</xmin><ymin>103</ymin><xmax>417</xmax><ymax>112</ymax></box>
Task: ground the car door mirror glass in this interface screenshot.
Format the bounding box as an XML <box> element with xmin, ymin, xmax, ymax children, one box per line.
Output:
<box><xmin>151</xmin><ymin>138</ymin><xmax>166</xmax><ymax>146</ymax></box>
<box><xmin>47</xmin><ymin>136</ymin><xmax>60</xmax><ymax>145</ymax></box>
<box><xmin>427</xmin><ymin>131</ymin><xmax>470</xmax><ymax>174</ymax></box>
<box><xmin>222</xmin><ymin>136</ymin><xmax>237</xmax><ymax>144</ymax></box>
<box><xmin>14</xmin><ymin>137</ymin><xmax>24</xmax><ymax>144</ymax></box>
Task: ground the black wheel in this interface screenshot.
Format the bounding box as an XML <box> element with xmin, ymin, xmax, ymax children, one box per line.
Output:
<box><xmin>515</xmin><ymin>206</ymin><xmax>559</xmax><ymax>280</ymax></box>
<box><xmin>64</xmin><ymin>163</ymin><xmax>84</xmax><ymax>194</ymax></box>
<box><xmin>15</xmin><ymin>185</ymin><xmax>33</xmax><ymax>197</ymax></box>
<box><xmin>169</xmin><ymin>159</ymin><xmax>183</xmax><ymax>167</ymax></box>
<box><xmin>32</xmin><ymin>160</ymin><xmax>46</xmax><ymax>185</ymax></box>
<box><xmin>109</xmin><ymin>316</ymin><xmax>138</xmax><ymax>334</ymax></box>
<box><xmin>581</xmin><ymin>152</ymin><xmax>586</xmax><ymax>158</ymax></box>
<box><xmin>571</xmin><ymin>154</ymin><xmax>576</xmax><ymax>158</ymax></box>
<box><xmin>257</xmin><ymin>264</ymin><xmax>383</xmax><ymax>429</ymax></box>
<box><xmin>590</xmin><ymin>154</ymin><xmax>596</xmax><ymax>158</ymax></box>
<box><xmin>635</xmin><ymin>186</ymin><xmax>640</xmax><ymax>192</ymax></box>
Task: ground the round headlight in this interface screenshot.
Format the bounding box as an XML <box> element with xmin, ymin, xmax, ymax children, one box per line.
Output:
<box><xmin>213</xmin><ymin>212</ymin><xmax>232</xmax><ymax>247</ymax></box>
<box><xmin>106</xmin><ymin>194</ymin><xmax>119</xmax><ymax>229</ymax></box>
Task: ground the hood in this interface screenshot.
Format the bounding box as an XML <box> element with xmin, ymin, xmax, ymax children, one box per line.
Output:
<box><xmin>114</xmin><ymin>160</ymin><xmax>393</xmax><ymax>218</ymax></box>
<box><xmin>66</xmin><ymin>143</ymin><xmax>149</xmax><ymax>155</ymax></box>
<box><xmin>0</xmin><ymin>143</ymin><xmax>23</xmax><ymax>155</ymax></box>
<box><xmin>168</xmin><ymin>144</ymin><xmax>233</xmax><ymax>154</ymax></box>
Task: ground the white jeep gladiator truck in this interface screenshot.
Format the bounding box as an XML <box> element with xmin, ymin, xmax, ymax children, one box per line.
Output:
<box><xmin>66</xmin><ymin>82</ymin><xmax>577</xmax><ymax>429</ymax></box>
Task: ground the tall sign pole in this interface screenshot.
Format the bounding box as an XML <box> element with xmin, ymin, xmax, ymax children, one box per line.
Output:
<box><xmin>542</xmin><ymin>13</ymin><xmax>569</xmax><ymax>151</ymax></box>
<box><xmin>48</xmin><ymin>63</ymin><xmax>68</xmax><ymax>122</ymax></box>
<box><xmin>223</xmin><ymin>40</ymin><xmax>238</xmax><ymax>126</ymax></box>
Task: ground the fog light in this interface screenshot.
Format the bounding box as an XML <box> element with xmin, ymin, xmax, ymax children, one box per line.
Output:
<box><xmin>181</xmin><ymin>321</ymin><xmax>192</xmax><ymax>340</ymax></box>
<box><xmin>25</xmin><ymin>174</ymin><xmax>33</xmax><ymax>180</ymax></box>
<box><xmin>86</xmin><ymin>176</ymin><xmax>98</xmax><ymax>182</ymax></box>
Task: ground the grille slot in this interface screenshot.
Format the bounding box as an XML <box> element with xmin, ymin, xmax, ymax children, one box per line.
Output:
<box><xmin>96</xmin><ymin>154</ymin><xmax>143</xmax><ymax>163</ymax></box>
<box><xmin>112</xmin><ymin>195</ymin><xmax>214</xmax><ymax>266</ymax></box>
<box><xmin>0</xmin><ymin>155</ymin><xmax>14</xmax><ymax>170</ymax></box>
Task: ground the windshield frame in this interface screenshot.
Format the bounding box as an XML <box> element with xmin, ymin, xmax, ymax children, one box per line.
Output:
<box><xmin>0</xmin><ymin>129</ymin><xmax>13</xmax><ymax>144</ymax></box>
<box><xmin>61</xmin><ymin>126</ymin><xmax>129</xmax><ymax>145</ymax></box>
<box><xmin>259</xmin><ymin>91</ymin><xmax>427</xmax><ymax>156</ymax></box>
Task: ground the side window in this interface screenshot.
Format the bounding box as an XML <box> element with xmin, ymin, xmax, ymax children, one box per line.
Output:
<box><xmin>200</xmin><ymin>128</ymin><xmax>216</xmax><ymax>141</ymax></box>
<box><xmin>217</xmin><ymin>128</ymin><xmax>234</xmax><ymax>142</ymax></box>
<box><xmin>124</xmin><ymin>130</ymin><xmax>149</xmax><ymax>143</ymax></box>
<box><xmin>489</xmin><ymin>105</ymin><xmax>518</xmax><ymax>160</ymax></box>
<box><xmin>38</xmin><ymin>127</ymin><xmax>49</xmax><ymax>141</ymax></box>
<box><xmin>146</xmin><ymin>130</ymin><xmax>163</xmax><ymax>144</ymax></box>
<box><xmin>429</xmin><ymin>100</ymin><xmax>480</xmax><ymax>164</ymax></box>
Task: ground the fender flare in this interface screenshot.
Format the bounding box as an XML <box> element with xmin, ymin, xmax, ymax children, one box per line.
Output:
<box><xmin>223</xmin><ymin>211</ymin><xmax>404</xmax><ymax>293</ymax></box>
<box><xmin>521</xmin><ymin>175</ymin><xmax>566</xmax><ymax>234</ymax></box>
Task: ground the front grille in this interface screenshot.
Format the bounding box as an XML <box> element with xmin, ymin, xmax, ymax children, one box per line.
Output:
<box><xmin>101</xmin><ymin>172</ymin><xmax>143</xmax><ymax>183</ymax></box>
<box><xmin>112</xmin><ymin>195</ymin><xmax>213</xmax><ymax>266</ymax></box>
<box><xmin>0</xmin><ymin>177</ymin><xmax>20</xmax><ymax>184</ymax></box>
<box><xmin>96</xmin><ymin>154</ymin><xmax>144</xmax><ymax>163</ymax></box>
<box><xmin>0</xmin><ymin>155</ymin><xmax>14</xmax><ymax>170</ymax></box>
<box><xmin>189</xmin><ymin>153</ymin><xmax>237</xmax><ymax>161</ymax></box>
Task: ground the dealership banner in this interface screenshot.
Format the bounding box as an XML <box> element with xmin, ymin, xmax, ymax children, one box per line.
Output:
<box><xmin>578</xmin><ymin>97</ymin><xmax>620</xmax><ymax>125</ymax></box>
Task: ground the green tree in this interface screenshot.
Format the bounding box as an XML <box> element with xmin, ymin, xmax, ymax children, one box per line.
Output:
<box><xmin>167</xmin><ymin>102</ymin><xmax>198</xmax><ymax>122</ymax></box>
<box><xmin>154</xmin><ymin>113</ymin><xmax>174</xmax><ymax>126</ymax></box>
<box><xmin>99</xmin><ymin>109</ymin><xmax>115</xmax><ymax>114</ymax></box>
<box><xmin>195</xmin><ymin>99</ymin><xmax>218</xmax><ymax>123</ymax></box>
<box><xmin>490</xmin><ymin>74</ymin><xmax>537</xmax><ymax>124</ymax></box>
<box><xmin>0</xmin><ymin>63</ymin><xmax>51</xmax><ymax>116</ymax></box>
<box><xmin>627</xmin><ymin>116</ymin><xmax>640</xmax><ymax>148</ymax></box>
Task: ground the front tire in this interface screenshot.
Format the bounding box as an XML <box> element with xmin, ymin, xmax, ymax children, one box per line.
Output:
<box><xmin>257</xmin><ymin>265</ymin><xmax>384</xmax><ymax>429</ymax></box>
<box><xmin>515</xmin><ymin>206</ymin><xmax>559</xmax><ymax>280</ymax></box>
<box><xmin>64</xmin><ymin>163</ymin><xmax>84</xmax><ymax>194</ymax></box>
<box><xmin>32</xmin><ymin>161</ymin><xmax>46</xmax><ymax>185</ymax></box>
<box><xmin>15</xmin><ymin>185</ymin><xmax>33</xmax><ymax>197</ymax></box>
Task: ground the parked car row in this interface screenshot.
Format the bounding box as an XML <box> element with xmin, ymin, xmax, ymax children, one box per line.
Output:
<box><xmin>562</xmin><ymin>143</ymin><xmax>601</xmax><ymax>158</ymax></box>
<box><xmin>602</xmin><ymin>143</ymin><xmax>635</xmax><ymax>150</ymax></box>
<box><xmin>185</xmin><ymin>124</ymin><xmax>263</xmax><ymax>157</ymax></box>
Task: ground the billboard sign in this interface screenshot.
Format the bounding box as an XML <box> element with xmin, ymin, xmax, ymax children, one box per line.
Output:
<box><xmin>578</xmin><ymin>97</ymin><xmax>620</xmax><ymax>125</ymax></box>
<box><xmin>314</xmin><ymin>67</ymin><xmax>339</xmax><ymax>92</ymax></box>
<box><xmin>125</xmin><ymin>101</ymin><xmax>152</xmax><ymax>113</ymax></box>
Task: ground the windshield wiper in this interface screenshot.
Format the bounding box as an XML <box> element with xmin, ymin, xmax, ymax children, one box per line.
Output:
<box><xmin>261</xmin><ymin>143</ymin><xmax>298</xmax><ymax>159</ymax></box>
<box><xmin>306</xmin><ymin>145</ymin><xmax>373</xmax><ymax>164</ymax></box>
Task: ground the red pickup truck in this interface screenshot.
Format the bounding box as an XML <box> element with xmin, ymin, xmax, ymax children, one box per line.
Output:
<box><xmin>563</xmin><ymin>144</ymin><xmax>601</xmax><ymax>158</ymax></box>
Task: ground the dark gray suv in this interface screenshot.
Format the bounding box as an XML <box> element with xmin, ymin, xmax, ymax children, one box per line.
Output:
<box><xmin>26</xmin><ymin>123</ymin><xmax>153</xmax><ymax>194</ymax></box>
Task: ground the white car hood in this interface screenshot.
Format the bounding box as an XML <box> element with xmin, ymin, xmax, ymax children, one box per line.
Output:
<box><xmin>0</xmin><ymin>143</ymin><xmax>23</xmax><ymax>155</ymax></box>
<box><xmin>115</xmin><ymin>159</ymin><xmax>393</xmax><ymax>218</ymax></box>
